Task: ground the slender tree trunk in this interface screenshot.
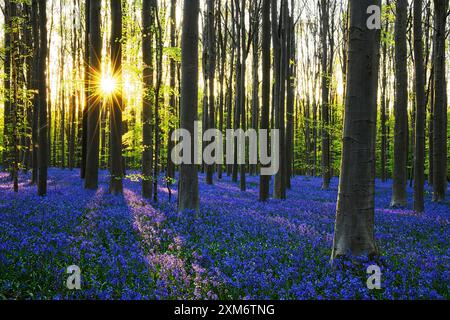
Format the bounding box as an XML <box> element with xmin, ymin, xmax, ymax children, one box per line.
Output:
<box><xmin>259</xmin><ymin>0</ymin><xmax>271</xmax><ymax>201</ymax></box>
<box><xmin>380</xmin><ymin>15</ymin><xmax>388</xmax><ymax>183</ymax></box>
<box><xmin>432</xmin><ymin>0</ymin><xmax>447</xmax><ymax>202</ymax></box>
<box><xmin>391</xmin><ymin>0</ymin><xmax>408</xmax><ymax>207</ymax></box>
<box><xmin>109</xmin><ymin>0</ymin><xmax>124</xmax><ymax>195</ymax></box>
<box><xmin>272</xmin><ymin>0</ymin><xmax>286</xmax><ymax>199</ymax></box>
<box><xmin>2</xmin><ymin>1</ymin><xmax>11</xmax><ymax>171</ymax></box>
<box><xmin>206</xmin><ymin>0</ymin><xmax>216</xmax><ymax>185</ymax></box>
<box><xmin>178</xmin><ymin>0</ymin><xmax>200</xmax><ymax>213</ymax></box>
<box><xmin>251</xmin><ymin>1</ymin><xmax>260</xmax><ymax>177</ymax></box>
<box><xmin>81</xmin><ymin>0</ymin><xmax>90</xmax><ymax>179</ymax></box>
<box><xmin>167</xmin><ymin>0</ymin><xmax>177</xmax><ymax>180</ymax></box>
<box><xmin>285</xmin><ymin>8</ymin><xmax>295</xmax><ymax>189</ymax></box>
<box><xmin>59</xmin><ymin>5</ymin><xmax>66</xmax><ymax>170</ymax></box>
<box><xmin>239</xmin><ymin>0</ymin><xmax>246</xmax><ymax>192</ymax></box>
<box><xmin>37</xmin><ymin>0</ymin><xmax>48</xmax><ymax>196</ymax></box>
<box><xmin>154</xmin><ymin>9</ymin><xmax>164</xmax><ymax>203</ymax></box>
<box><xmin>31</xmin><ymin>0</ymin><xmax>39</xmax><ymax>184</ymax></box>
<box><xmin>10</xmin><ymin>1</ymin><xmax>19</xmax><ymax>192</ymax></box>
<box><xmin>320</xmin><ymin>0</ymin><xmax>331</xmax><ymax>190</ymax></box>
<box><xmin>142</xmin><ymin>0</ymin><xmax>155</xmax><ymax>199</ymax></box>
<box><xmin>332</xmin><ymin>0</ymin><xmax>381</xmax><ymax>260</ymax></box>
<box><xmin>413</xmin><ymin>0</ymin><xmax>426</xmax><ymax>212</ymax></box>
<box><xmin>68</xmin><ymin>1</ymin><xmax>77</xmax><ymax>171</ymax></box>
<box><xmin>84</xmin><ymin>0</ymin><xmax>102</xmax><ymax>190</ymax></box>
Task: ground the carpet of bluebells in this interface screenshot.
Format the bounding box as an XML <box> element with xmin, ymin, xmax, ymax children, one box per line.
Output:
<box><xmin>0</xmin><ymin>169</ymin><xmax>448</xmax><ymax>300</ymax></box>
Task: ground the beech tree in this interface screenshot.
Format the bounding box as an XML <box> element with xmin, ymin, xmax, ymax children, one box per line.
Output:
<box><xmin>84</xmin><ymin>0</ymin><xmax>102</xmax><ymax>190</ymax></box>
<box><xmin>178</xmin><ymin>0</ymin><xmax>200</xmax><ymax>212</ymax></box>
<box><xmin>142</xmin><ymin>0</ymin><xmax>156</xmax><ymax>199</ymax></box>
<box><xmin>37</xmin><ymin>0</ymin><xmax>48</xmax><ymax>196</ymax></box>
<box><xmin>259</xmin><ymin>0</ymin><xmax>271</xmax><ymax>201</ymax></box>
<box><xmin>332</xmin><ymin>0</ymin><xmax>381</xmax><ymax>259</ymax></box>
<box><xmin>109</xmin><ymin>0</ymin><xmax>123</xmax><ymax>195</ymax></box>
<box><xmin>413</xmin><ymin>0</ymin><xmax>426</xmax><ymax>212</ymax></box>
<box><xmin>432</xmin><ymin>0</ymin><xmax>447</xmax><ymax>203</ymax></box>
<box><xmin>391</xmin><ymin>0</ymin><xmax>408</xmax><ymax>208</ymax></box>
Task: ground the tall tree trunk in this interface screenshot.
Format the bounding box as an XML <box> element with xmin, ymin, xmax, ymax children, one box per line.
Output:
<box><xmin>178</xmin><ymin>0</ymin><xmax>200</xmax><ymax>213</ymax></box>
<box><xmin>154</xmin><ymin>9</ymin><xmax>164</xmax><ymax>203</ymax></box>
<box><xmin>81</xmin><ymin>0</ymin><xmax>90</xmax><ymax>179</ymax></box>
<box><xmin>59</xmin><ymin>3</ymin><xmax>66</xmax><ymax>170</ymax></box>
<box><xmin>206</xmin><ymin>0</ymin><xmax>216</xmax><ymax>185</ymax></box>
<box><xmin>259</xmin><ymin>0</ymin><xmax>271</xmax><ymax>201</ymax></box>
<box><xmin>413</xmin><ymin>0</ymin><xmax>426</xmax><ymax>212</ymax></box>
<box><xmin>2</xmin><ymin>1</ymin><xmax>11</xmax><ymax>171</ymax></box>
<box><xmin>332</xmin><ymin>0</ymin><xmax>381</xmax><ymax>260</ymax></box>
<box><xmin>167</xmin><ymin>0</ymin><xmax>177</xmax><ymax>180</ymax></box>
<box><xmin>380</xmin><ymin>13</ymin><xmax>388</xmax><ymax>183</ymax></box>
<box><xmin>31</xmin><ymin>0</ymin><xmax>39</xmax><ymax>184</ymax></box>
<box><xmin>142</xmin><ymin>0</ymin><xmax>155</xmax><ymax>199</ymax></box>
<box><xmin>272</xmin><ymin>0</ymin><xmax>286</xmax><ymax>199</ymax></box>
<box><xmin>37</xmin><ymin>0</ymin><xmax>48</xmax><ymax>196</ymax></box>
<box><xmin>320</xmin><ymin>0</ymin><xmax>331</xmax><ymax>190</ymax></box>
<box><xmin>10</xmin><ymin>1</ymin><xmax>19</xmax><ymax>192</ymax></box>
<box><xmin>84</xmin><ymin>0</ymin><xmax>102</xmax><ymax>190</ymax></box>
<box><xmin>432</xmin><ymin>0</ymin><xmax>447</xmax><ymax>202</ymax></box>
<box><xmin>109</xmin><ymin>0</ymin><xmax>124</xmax><ymax>195</ymax></box>
<box><xmin>68</xmin><ymin>0</ymin><xmax>77</xmax><ymax>171</ymax></box>
<box><xmin>239</xmin><ymin>0</ymin><xmax>246</xmax><ymax>192</ymax></box>
<box><xmin>285</xmin><ymin>7</ymin><xmax>295</xmax><ymax>189</ymax></box>
<box><xmin>251</xmin><ymin>1</ymin><xmax>260</xmax><ymax>177</ymax></box>
<box><xmin>391</xmin><ymin>0</ymin><xmax>408</xmax><ymax>207</ymax></box>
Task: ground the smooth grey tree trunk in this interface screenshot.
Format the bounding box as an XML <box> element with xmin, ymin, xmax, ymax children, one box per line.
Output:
<box><xmin>167</xmin><ymin>0</ymin><xmax>177</xmax><ymax>180</ymax></box>
<box><xmin>260</xmin><ymin>0</ymin><xmax>271</xmax><ymax>201</ymax></box>
<box><xmin>37</xmin><ymin>0</ymin><xmax>48</xmax><ymax>196</ymax></box>
<box><xmin>109</xmin><ymin>0</ymin><xmax>124</xmax><ymax>195</ymax></box>
<box><xmin>432</xmin><ymin>0</ymin><xmax>447</xmax><ymax>202</ymax></box>
<box><xmin>81</xmin><ymin>0</ymin><xmax>89</xmax><ymax>179</ymax></box>
<box><xmin>332</xmin><ymin>0</ymin><xmax>381</xmax><ymax>260</ymax></box>
<box><xmin>206</xmin><ymin>0</ymin><xmax>216</xmax><ymax>186</ymax></box>
<box><xmin>178</xmin><ymin>0</ymin><xmax>200</xmax><ymax>213</ymax></box>
<box><xmin>31</xmin><ymin>0</ymin><xmax>39</xmax><ymax>184</ymax></box>
<box><xmin>413</xmin><ymin>0</ymin><xmax>426</xmax><ymax>212</ymax></box>
<box><xmin>320</xmin><ymin>0</ymin><xmax>331</xmax><ymax>190</ymax></box>
<box><xmin>84</xmin><ymin>0</ymin><xmax>102</xmax><ymax>190</ymax></box>
<box><xmin>391</xmin><ymin>0</ymin><xmax>408</xmax><ymax>207</ymax></box>
<box><xmin>142</xmin><ymin>0</ymin><xmax>156</xmax><ymax>199</ymax></box>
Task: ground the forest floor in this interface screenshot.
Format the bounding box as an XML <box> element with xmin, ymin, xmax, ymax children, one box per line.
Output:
<box><xmin>0</xmin><ymin>169</ymin><xmax>448</xmax><ymax>300</ymax></box>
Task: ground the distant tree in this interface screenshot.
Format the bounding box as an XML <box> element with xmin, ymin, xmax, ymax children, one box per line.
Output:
<box><xmin>84</xmin><ymin>0</ymin><xmax>102</xmax><ymax>190</ymax></box>
<box><xmin>37</xmin><ymin>0</ymin><xmax>48</xmax><ymax>196</ymax></box>
<box><xmin>432</xmin><ymin>0</ymin><xmax>447</xmax><ymax>202</ymax></box>
<box><xmin>109</xmin><ymin>0</ymin><xmax>123</xmax><ymax>195</ymax></box>
<box><xmin>391</xmin><ymin>0</ymin><xmax>408</xmax><ymax>208</ymax></box>
<box><xmin>332</xmin><ymin>0</ymin><xmax>381</xmax><ymax>259</ymax></box>
<box><xmin>178</xmin><ymin>0</ymin><xmax>200</xmax><ymax>213</ymax></box>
